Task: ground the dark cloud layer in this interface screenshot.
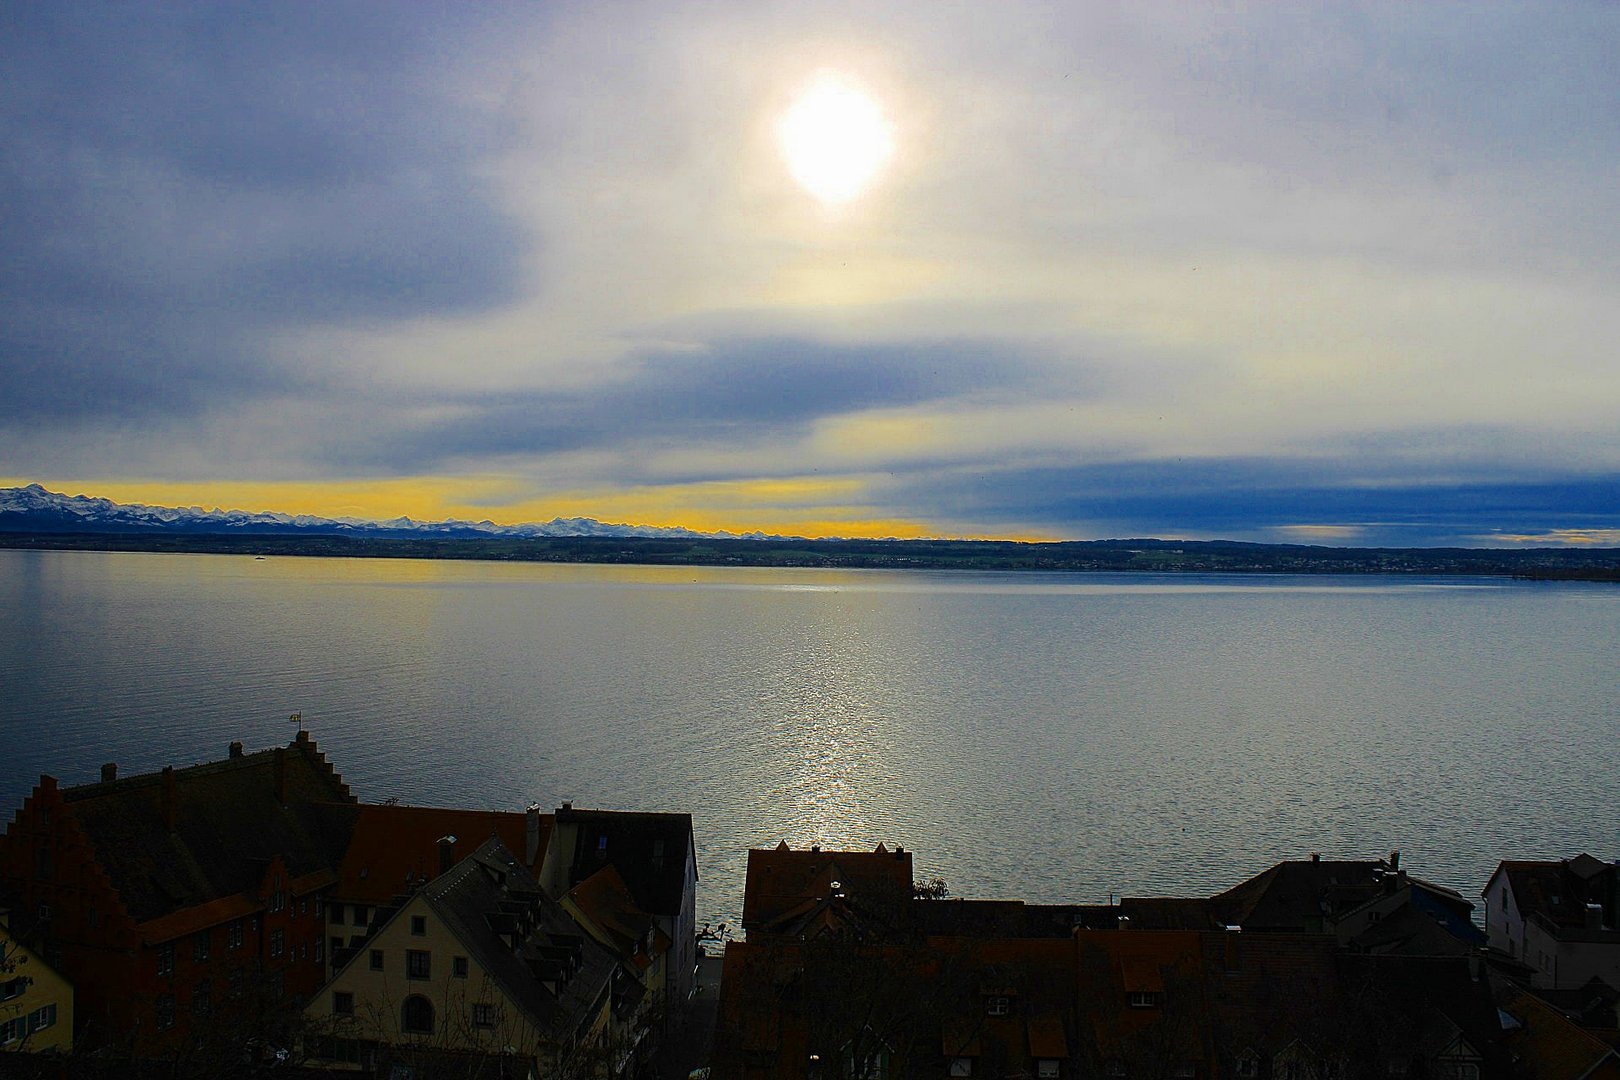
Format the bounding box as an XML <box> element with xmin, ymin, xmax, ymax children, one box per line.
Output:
<box><xmin>902</xmin><ymin>459</ymin><xmax>1620</xmax><ymax>545</ymax></box>
<box><xmin>0</xmin><ymin>5</ymin><xmax>525</xmax><ymax>421</ymax></box>
<box><xmin>331</xmin><ymin>336</ymin><xmax>1046</xmax><ymax>473</ymax></box>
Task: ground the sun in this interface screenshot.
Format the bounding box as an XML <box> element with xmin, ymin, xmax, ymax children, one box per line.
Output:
<box><xmin>777</xmin><ymin>71</ymin><xmax>894</xmax><ymax>207</ymax></box>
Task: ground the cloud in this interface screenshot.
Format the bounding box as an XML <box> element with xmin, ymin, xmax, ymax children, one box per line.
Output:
<box><xmin>1</xmin><ymin>3</ymin><xmax>1617</xmax><ymax>544</ymax></box>
<box><xmin>0</xmin><ymin>5</ymin><xmax>527</xmax><ymax>422</ymax></box>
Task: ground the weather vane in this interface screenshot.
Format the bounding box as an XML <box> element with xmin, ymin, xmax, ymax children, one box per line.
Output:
<box><xmin>289</xmin><ymin>712</ymin><xmax>303</xmax><ymax>733</ymax></box>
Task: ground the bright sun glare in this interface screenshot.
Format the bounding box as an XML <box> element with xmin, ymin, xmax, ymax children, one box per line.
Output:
<box><xmin>778</xmin><ymin>72</ymin><xmax>894</xmax><ymax>207</ymax></box>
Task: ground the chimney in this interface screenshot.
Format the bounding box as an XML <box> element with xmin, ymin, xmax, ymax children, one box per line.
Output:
<box><xmin>525</xmin><ymin>804</ymin><xmax>542</xmax><ymax>866</ymax></box>
<box><xmin>438</xmin><ymin>835</ymin><xmax>458</xmax><ymax>876</ymax></box>
<box><xmin>274</xmin><ymin>747</ymin><xmax>287</xmax><ymax>803</ymax></box>
<box><xmin>101</xmin><ymin>762</ymin><xmax>117</xmax><ymax>783</ymax></box>
<box><xmin>1389</xmin><ymin>850</ymin><xmax>1401</xmax><ymax>871</ymax></box>
<box><xmin>229</xmin><ymin>741</ymin><xmax>243</xmax><ymax>759</ymax></box>
<box><xmin>1310</xmin><ymin>852</ymin><xmax>1321</xmax><ymax>864</ymax></box>
<box><xmin>560</xmin><ymin>800</ymin><xmax>572</xmax><ymax>813</ymax></box>
<box><xmin>161</xmin><ymin>766</ymin><xmax>178</xmax><ymax>831</ymax></box>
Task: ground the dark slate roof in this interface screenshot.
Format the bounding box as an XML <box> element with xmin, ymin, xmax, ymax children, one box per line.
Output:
<box><xmin>557</xmin><ymin>806</ymin><xmax>694</xmax><ymax>917</ymax></box>
<box><xmin>426</xmin><ymin>837</ymin><xmax>617</xmax><ymax>1040</ymax></box>
<box><xmin>60</xmin><ymin>733</ymin><xmax>353</xmax><ymax>923</ymax></box>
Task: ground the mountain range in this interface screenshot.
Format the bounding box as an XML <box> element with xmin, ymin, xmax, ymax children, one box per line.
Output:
<box><xmin>0</xmin><ymin>484</ymin><xmax>780</xmax><ymax>541</ymax></box>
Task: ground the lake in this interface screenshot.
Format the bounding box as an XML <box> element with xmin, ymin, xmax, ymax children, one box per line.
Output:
<box><xmin>2</xmin><ymin>548</ymin><xmax>1616</xmax><ymax>932</ymax></box>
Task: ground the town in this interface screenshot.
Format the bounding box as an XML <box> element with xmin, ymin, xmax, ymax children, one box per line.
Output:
<box><xmin>1</xmin><ymin>734</ymin><xmax>1615</xmax><ymax>1079</ymax></box>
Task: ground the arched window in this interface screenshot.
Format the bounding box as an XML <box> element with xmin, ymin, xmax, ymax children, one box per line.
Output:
<box><xmin>402</xmin><ymin>995</ymin><xmax>434</xmax><ymax>1036</ymax></box>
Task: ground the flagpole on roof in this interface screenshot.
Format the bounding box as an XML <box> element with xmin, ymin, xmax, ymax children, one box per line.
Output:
<box><xmin>289</xmin><ymin>712</ymin><xmax>303</xmax><ymax>734</ymax></box>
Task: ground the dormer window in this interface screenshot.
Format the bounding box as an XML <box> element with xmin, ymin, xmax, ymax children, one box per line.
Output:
<box><xmin>949</xmin><ymin>1057</ymin><xmax>974</xmax><ymax>1077</ymax></box>
<box><xmin>1128</xmin><ymin>991</ymin><xmax>1162</xmax><ymax>1009</ymax></box>
<box><xmin>985</xmin><ymin>995</ymin><xmax>1010</xmax><ymax>1017</ymax></box>
<box><xmin>1037</xmin><ymin>1061</ymin><xmax>1060</xmax><ymax>1080</ymax></box>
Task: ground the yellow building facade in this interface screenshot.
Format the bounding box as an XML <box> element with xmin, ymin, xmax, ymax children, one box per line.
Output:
<box><xmin>1</xmin><ymin>912</ymin><xmax>73</xmax><ymax>1056</ymax></box>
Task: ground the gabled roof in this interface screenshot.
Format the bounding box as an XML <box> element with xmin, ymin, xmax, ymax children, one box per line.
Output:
<box><xmin>56</xmin><ymin>733</ymin><xmax>353</xmax><ymax>924</ymax></box>
<box><xmin>1491</xmin><ymin>856</ymin><xmax>1618</xmax><ymax>931</ymax></box>
<box><xmin>424</xmin><ymin>838</ymin><xmax>618</xmax><ymax>1039</ymax></box>
<box><xmin>741</xmin><ymin>845</ymin><xmax>913</xmax><ymax>934</ymax></box>
<box><xmin>556</xmin><ymin>806</ymin><xmax>694</xmax><ymax>916</ymax></box>
<box><xmin>566</xmin><ymin>864</ymin><xmax>668</xmax><ymax>964</ymax></box>
<box><xmin>1210</xmin><ymin>860</ymin><xmax>1388</xmax><ymax>929</ymax></box>
<box><xmin>318</xmin><ymin>802</ymin><xmax>550</xmax><ymax>905</ymax></box>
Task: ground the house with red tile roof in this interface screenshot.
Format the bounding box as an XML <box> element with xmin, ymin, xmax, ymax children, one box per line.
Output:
<box><xmin>314</xmin><ymin>801</ymin><xmax>552</xmax><ymax>975</ymax></box>
<box><xmin>713</xmin><ymin>846</ymin><xmax>1517</xmax><ymax>1080</ymax></box>
<box><xmin>0</xmin><ymin>731</ymin><xmax>350</xmax><ymax>1053</ymax></box>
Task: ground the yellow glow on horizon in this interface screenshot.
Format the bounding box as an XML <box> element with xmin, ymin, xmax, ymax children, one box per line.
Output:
<box><xmin>5</xmin><ymin>473</ymin><xmax>1052</xmax><ymax>542</ymax></box>
<box><xmin>778</xmin><ymin>71</ymin><xmax>894</xmax><ymax>207</ymax></box>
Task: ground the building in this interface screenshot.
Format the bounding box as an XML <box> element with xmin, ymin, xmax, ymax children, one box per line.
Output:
<box><xmin>561</xmin><ymin>861</ymin><xmax>671</xmax><ymax>1068</ymax></box>
<box><xmin>539</xmin><ymin>803</ymin><xmax>698</xmax><ymax>1004</ymax></box>
<box><xmin>740</xmin><ymin>841</ymin><xmax>915</xmax><ymax>943</ymax></box>
<box><xmin>1484</xmin><ymin>855</ymin><xmax>1620</xmax><ymax>991</ymax></box>
<box><xmin>1</xmin><ymin>907</ymin><xmax>72</xmax><ymax>1055</ymax></box>
<box><xmin>713</xmin><ymin>845</ymin><xmax>1515</xmax><ymax>1080</ymax></box>
<box><xmin>0</xmin><ymin>732</ymin><xmax>351</xmax><ymax>1053</ymax></box>
<box><xmin>315</xmin><ymin>801</ymin><xmax>552</xmax><ymax>974</ymax></box>
<box><xmin>306</xmin><ymin>836</ymin><xmax>624</xmax><ymax>1077</ymax></box>
<box><xmin>1115</xmin><ymin>852</ymin><xmax>1485</xmax><ymax>954</ymax></box>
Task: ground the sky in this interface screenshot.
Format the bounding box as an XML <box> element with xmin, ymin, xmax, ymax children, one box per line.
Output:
<box><xmin>3</xmin><ymin>3</ymin><xmax>1618</xmax><ymax>545</ymax></box>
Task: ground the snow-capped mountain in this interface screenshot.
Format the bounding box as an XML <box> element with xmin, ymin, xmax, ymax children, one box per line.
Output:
<box><xmin>0</xmin><ymin>484</ymin><xmax>775</xmax><ymax>540</ymax></box>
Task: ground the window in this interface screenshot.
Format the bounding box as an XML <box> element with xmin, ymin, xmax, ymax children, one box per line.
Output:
<box><xmin>0</xmin><ymin>1017</ymin><xmax>23</xmax><ymax>1045</ymax></box>
<box><xmin>270</xmin><ymin>890</ymin><xmax>285</xmax><ymax>913</ymax></box>
<box><xmin>156</xmin><ymin>994</ymin><xmax>176</xmax><ymax>1031</ymax></box>
<box><xmin>29</xmin><ymin>1004</ymin><xmax>57</xmax><ymax>1033</ymax></box>
<box><xmin>1037</xmin><ymin>1061</ymin><xmax>1060</xmax><ymax>1080</ymax></box>
<box><xmin>330</xmin><ymin>936</ymin><xmax>343</xmax><ymax>956</ymax></box>
<box><xmin>402</xmin><ymin>995</ymin><xmax>434</xmax><ymax>1035</ymax></box>
<box><xmin>194</xmin><ymin>979</ymin><xmax>212</xmax><ymax>1017</ymax></box>
<box><xmin>407</xmin><ymin>949</ymin><xmax>431</xmax><ymax>980</ymax></box>
<box><xmin>453</xmin><ymin>956</ymin><xmax>469</xmax><ymax>979</ymax></box>
<box><xmin>1236</xmin><ymin>1053</ymin><xmax>1260</xmax><ymax>1079</ymax></box>
<box><xmin>270</xmin><ymin>929</ymin><xmax>285</xmax><ymax>957</ymax></box>
<box><xmin>36</xmin><ymin>903</ymin><xmax>50</xmax><ymax>922</ymax></box>
<box><xmin>411</xmin><ymin>915</ymin><xmax>427</xmax><ymax>936</ymax></box>
<box><xmin>2</xmin><ymin>977</ymin><xmax>26</xmax><ymax>1001</ymax></box>
<box><xmin>985</xmin><ymin>995</ymin><xmax>1010</xmax><ymax>1017</ymax></box>
<box><xmin>370</xmin><ymin>949</ymin><xmax>384</xmax><ymax>971</ymax></box>
<box><xmin>229</xmin><ymin>970</ymin><xmax>245</xmax><ymax>998</ymax></box>
<box><xmin>227</xmin><ymin>920</ymin><xmax>243</xmax><ymax>949</ymax></box>
<box><xmin>333</xmin><ymin>991</ymin><xmax>354</xmax><ymax>1016</ymax></box>
<box><xmin>950</xmin><ymin>1057</ymin><xmax>974</xmax><ymax>1077</ymax></box>
<box><xmin>473</xmin><ymin>1003</ymin><xmax>497</xmax><ymax>1029</ymax></box>
<box><xmin>315</xmin><ymin>937</ymin><xmax>325</xmax><ymax>963</ymax></box>
<box><xmin>194</xmin><ymin>931</ymin><xmax>211</xmax><ymax>963</ymax></box>
<box><xmin>156</xmin><ymin>944</ymin><xmax>175</xmax><ymax>977</ymax></box>
<box><xmin>299</xmin><ymin>898</ymin><xmax>308</xmax><ymax>916</ymax></box>
<box><xmin>1127</xmin><ymin>991</ymin><xmax>1162</xmax><ymax>1009</ymax></box>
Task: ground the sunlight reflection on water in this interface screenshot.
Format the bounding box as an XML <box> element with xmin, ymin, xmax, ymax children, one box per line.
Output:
<box><xmin>2</xmin><ymin>550</ymin><xmax>1615</xmax><ymax>930</ymax></box>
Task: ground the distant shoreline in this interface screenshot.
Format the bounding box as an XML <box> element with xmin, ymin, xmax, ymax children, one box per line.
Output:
<box><xmin>3</xmin><ymin>530</ymin><xmax>1618</xmax><ymax>581</ymax></box>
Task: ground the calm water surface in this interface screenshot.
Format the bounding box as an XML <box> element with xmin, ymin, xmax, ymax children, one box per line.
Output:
<box><xmin>3</xmin><ymin>549</ymin><xmax>1616</xmax><ymax>931</ymax></box>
